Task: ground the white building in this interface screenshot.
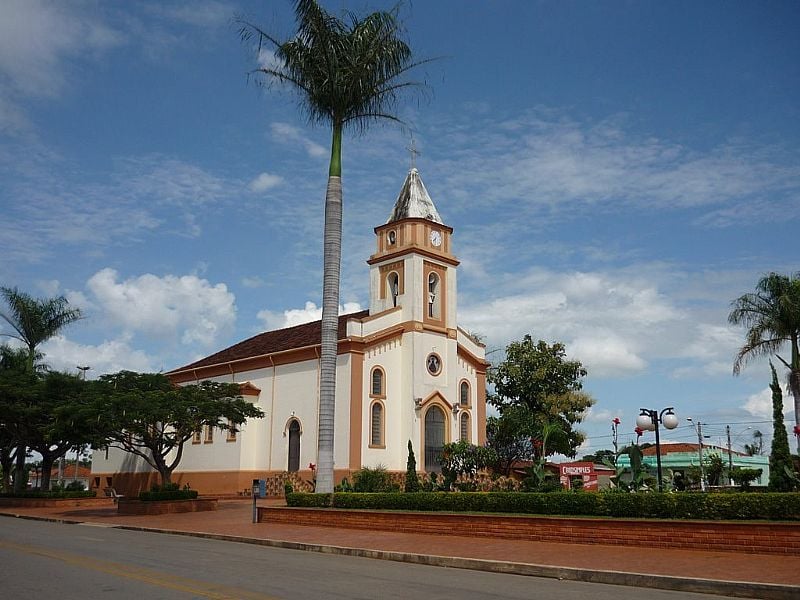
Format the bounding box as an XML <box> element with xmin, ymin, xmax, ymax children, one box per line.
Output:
<box><xmin>92</xmin><ymin>168</ymin><xmax>488</xmax><ymax>496</ymax></box>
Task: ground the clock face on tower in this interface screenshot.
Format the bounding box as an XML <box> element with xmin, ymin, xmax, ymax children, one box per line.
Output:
<box><xmin>429</xmin><ymin>230</ymin><xmax>442</xmax><ymax>247</ymax></box>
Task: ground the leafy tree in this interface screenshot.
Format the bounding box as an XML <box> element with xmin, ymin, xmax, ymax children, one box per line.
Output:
<box><xmin>705</xmin><ymin>453</ymin><xmax>725</xmax><ymax>487</ymax></box>
<box><xmin>0</xmin><ymin>287</ymin><xmax>82</xmax><ymax>491</ymax></box>
<box><xmin>439</xmin><ymin>440</ymin><xmax>496</xmax><ymax>488</ymax></box>
<box><xmin>744</xmin><ymin>429</ymin><xmax>764</xmax><ymax>456</ymax></box>
<box><xmin>581</xmin><ymin>449</ymin><xmax>616</xmax><ymax>464</ymax></box>
<box><xmin>95</xmin><ymin>371</ymin><xmax>264</xmax><ymax>486</ymax></box>
<box><xmin>25</xmin><ymin>371</ymin><xmax>99</xmax><ymax>490</ymax></box>
<box><xmin>488</xmin><ymin>335</ymin><xmax>594</xmax><ymax>457</ymax></box>
<box><xmin>729</xmin><ymin>272</ymin><xmax>800</xmax><ymax>452</ymax></box>
<box><xmin>404</xmin><ymin>440</ymin><xmax>420</xmax><ymax>492</ymax></box>
<box><xmin>0</xmin><ymin>345</ymin><xmax>39</xmax><ymax>492</ymax></box>
<box><xmin>730</xmin><ymin>467</ymin><xmax>763</xmax><ymax>490</ymax></box>
<box><xmin>768</xmin><ymin>363</ymin><xmax>796</xmax><ymax>491</ymax></box>
<box><xmin>237</xmin><ymin>1</ymin><xmax>429</xmax><ymax>493</ymax></box>
<box><xmin>486</xmin><ymin>405</ymin><xmax>536</xmax><ymax>476</ymax></box>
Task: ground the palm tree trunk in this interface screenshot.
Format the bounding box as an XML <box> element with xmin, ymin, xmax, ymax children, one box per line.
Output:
<box><xmin>791</xmin><ymin>335</ymin><xmax>800</xmax><ymax>453</ymax></box>
<box><xmin>316</xmin><ymin>122</ymin><xmax>344</xmax><ymax>495</ymax></box>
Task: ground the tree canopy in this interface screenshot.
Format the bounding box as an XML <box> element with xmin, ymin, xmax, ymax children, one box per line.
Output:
<box><xmin>95</xmin><ymin>371</ymin><xmax>264</xmax><ymax>485</ymax></box>
<box><xmin>729</xmin><ymin>271</ymin><xmax>800</xmax><ymax>451</ymax></box>
<box><xmin>488</xmin><ymin>335</ymin><xmax>594</xmax><ymax>458</ymax></box>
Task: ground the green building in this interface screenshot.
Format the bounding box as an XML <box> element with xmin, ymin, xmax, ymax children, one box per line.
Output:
<box><xmin>616</xmin><ymin>443</ymin><xmax>769</xmax><ymax>488</ymax></box>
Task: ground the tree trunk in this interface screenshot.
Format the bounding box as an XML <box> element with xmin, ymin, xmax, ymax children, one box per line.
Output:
<box><xmin>40</xmin><ymin>454</ymin><xmax>55</xmax><ymax>491</ymax></box>
<box><xmin>12</xmin><ymin>443</ymin><xmax>26</xmax><ymax>493</ymax></box>
<box><xmin>791</xmin><ymin>335</ymin><xmax>800</xmax><ymax>454</ymax></box>
<box><xmin>316</xmin><ymin>123</ymin><xmax>344</xmax><ymax>495</ymax></box>
<box><xmin>1</xmin><ymin>446</ymin><xmax>14</xmax><ymax>493</ymax></box>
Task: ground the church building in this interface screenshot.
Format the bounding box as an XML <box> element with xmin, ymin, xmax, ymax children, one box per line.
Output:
<box><xmin>91</xmin><ymin>168</ymin><xmax>488</xmax><ymax>496</ymax></box>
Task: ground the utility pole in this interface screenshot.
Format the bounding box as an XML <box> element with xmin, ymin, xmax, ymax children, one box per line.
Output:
<box><xmin>687</xmin><ymin>418</ymin><xmax>706</xmax><ymax>491</ymax></box>
<box><xmin>726</xmin><ymin>424</ymin><xmax>733</xmax><ymax>486</ymax></box>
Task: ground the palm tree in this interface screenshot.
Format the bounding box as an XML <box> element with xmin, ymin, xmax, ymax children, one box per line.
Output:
<box><xmin>237</xmin><ymin>0</ymin><xmax>428</xmax><ymax>493</ymax></box>
<box><xmin>1</xmin><ymin>287</ymin><xmax>82</xmax><ymax>491</ymax></box>
<box><xmin>729</xmin><ymin>272</ymin><xmax>800</xmax><ymax>452</ymax></box>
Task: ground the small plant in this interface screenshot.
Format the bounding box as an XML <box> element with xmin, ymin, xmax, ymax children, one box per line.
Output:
<box><xmin>284</xmin><ymin>481</ymin><xmax>294</xmax><ymax>496</ymax></box>
<box><xmin>352</xmin><ymin>465</ymin><xmax>397</xmax><ymax>493</ymax></box>
<box><xmin>306</xmin><ymin>463</ymin><xmax>316</xmax><ymax>492</ymax></box>
<box><xmin>334</xmin><ymin>477</ymin><xmax>353</xmax><ymax>492</ymax></box>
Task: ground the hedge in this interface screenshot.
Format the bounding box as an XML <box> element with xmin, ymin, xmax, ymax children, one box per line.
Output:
<box><xmin>138</xmin><ymin>489</ymin><xmax>199</xmax><ymax>501</ymax></box>
<box><xmin>285</xmin><ymin>491</ymin><xmax>800</xmax><ymax>521</ymax></box>
<box><xmin>0</xmin><ymin>490</ymin><xmax>96</xmax><ymax>499</ymax></box>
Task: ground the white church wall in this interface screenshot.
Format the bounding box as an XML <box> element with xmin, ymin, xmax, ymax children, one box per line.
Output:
<box><xmin>362</xmin><ymin>336</ymin><xmax>404</xmax><ymax>470</ymax></box>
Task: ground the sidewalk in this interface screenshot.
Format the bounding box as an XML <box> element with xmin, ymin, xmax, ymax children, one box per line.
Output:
<box><xmin>1</xmin><ymin>499</ymin><xmax>798</xmax><ymax>599</ymax></box>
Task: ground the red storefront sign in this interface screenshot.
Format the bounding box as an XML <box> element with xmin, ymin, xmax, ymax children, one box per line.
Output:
<box><xmin>559</xmin><ymin>461</ymin><xmax>599</xmax><ymax>490</ymax></box>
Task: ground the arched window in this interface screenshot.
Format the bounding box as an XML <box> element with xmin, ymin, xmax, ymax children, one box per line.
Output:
<box><xmin>427</xmin><ymin>272</ymin><xmax>439</xmax><ymax>318</ymax></box>
<box><xmin>387</xmin><ymin>272</ymin><xmax>400</xmax><ymax>307</ymax></box>
<box><xmin>370</xmin><ymin>367</ymin><xmax>385</xmax><ymax>397</ymax></box>
<box><xmin>370</xmin><ymin>401</ymin><xmax>384</xmax><ymax>447</ymax></box>
<box><xmin>424</xmin><ymin>406</ymin><xmax>446</xmax><ymax>472</ymax></box>
<box><xmin>287</xmin><ymin>419</ymin><xmax>301</xmax><ymax>472</ymax></box>
<box><xmin>460</xmin><ymin>381</ymin><xmax>470</xmax><ymax>407</ymax></box>
<box><xmin>460</xmin><ymin>412</ymin><xmax>470</xmax><ymax>442</ymax></box>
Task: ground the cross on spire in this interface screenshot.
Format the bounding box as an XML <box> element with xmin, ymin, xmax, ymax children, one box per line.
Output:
<box><xmin>406</xmin><ymin>138</ymin><xmax>421</xmax><ymax>169</ymax></box>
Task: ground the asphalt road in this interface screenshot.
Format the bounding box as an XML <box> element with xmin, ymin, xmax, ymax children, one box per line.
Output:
<box><xmin>0</xmin><ymin>518</ymin><xmax>745</xmax><ymax>600</ymax></box>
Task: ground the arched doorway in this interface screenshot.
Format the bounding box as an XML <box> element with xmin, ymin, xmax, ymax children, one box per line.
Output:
<box><xmin>287</xmin><ymin>419</ymin><xmax>301</xmax><ymax>472</ymax></box>
<box><xmin>424</xmin><ymin>406</ymin><xmax>446</xmax><ymax>472</ymax></box>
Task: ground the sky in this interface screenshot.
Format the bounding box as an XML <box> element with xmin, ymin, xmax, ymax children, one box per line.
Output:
<box><xmin>1</xmin><ymin>0</ymin><xmax>799</xmax><ymax>457</ymax></box>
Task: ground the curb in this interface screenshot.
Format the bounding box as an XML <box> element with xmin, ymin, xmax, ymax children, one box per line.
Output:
<box><xmin>3</xmin><ymin>512</ymin><xmax>798</xmax><ymax>600</ymax></box>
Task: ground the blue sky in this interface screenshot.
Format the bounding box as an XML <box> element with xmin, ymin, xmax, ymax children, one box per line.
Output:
<box><xmin>1</xmin><ymin>0</ymin><xmax>798</xmax><ymax>456</ymax></box>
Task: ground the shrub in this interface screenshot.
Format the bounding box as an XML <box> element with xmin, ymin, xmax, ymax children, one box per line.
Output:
<box><xmin>139</xmin><ymin>483</ymin><xmax>197</xmax><ymax>501</ymax></box>
<box><xmin>0</xmin><ymin>490</ymin><xmax>96</xmax><ymax>499</ymax></box>
<box><xmin>286</xmin><ymin>492</ymin><xmax>331</xmax><ymax>507</ymax></box>
<box><xmin>352</xmin><ymin>465</ymin><xmax>398</xmax><ymax>493</ymax></box>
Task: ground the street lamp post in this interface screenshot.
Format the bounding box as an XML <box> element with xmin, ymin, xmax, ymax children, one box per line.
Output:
<box><xmin>76</xmin><ymin>366</ymin><xmax>90</xmax><ymax>484</ymax></box>
<box><xmin>636</xmin><ymin>407</ymin><xmax>679</xmax><ymax>492</ymax></box>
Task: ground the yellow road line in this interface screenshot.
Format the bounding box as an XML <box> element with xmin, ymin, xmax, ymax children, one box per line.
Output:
<box><xmin>0</xmin><ymin>539</ymin><xmax>281</xmax><ymax>600</ymax></box>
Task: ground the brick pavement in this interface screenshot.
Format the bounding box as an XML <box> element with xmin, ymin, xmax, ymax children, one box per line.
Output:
<box><xmin>1</xmin><ymin>498</ymin><xmax>798</xmax><ymax>593</ymax></box>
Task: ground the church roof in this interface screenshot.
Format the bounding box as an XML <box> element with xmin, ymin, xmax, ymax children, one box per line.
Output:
<box><xmin>168</xmin><ymin>310</ymin><xmax>369</xmax><ymax>374</ymax></box>
<box><xmin>386</xmin><ymin>168</ymin><xmax>443</xmax><ymax>224</ymax></box>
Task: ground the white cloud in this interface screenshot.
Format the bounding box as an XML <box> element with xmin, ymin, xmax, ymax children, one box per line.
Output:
<box><xmin>85</xmin><ymin>268</ymin><xmax>236</xmax><ymax>347</ymax></box>
<box><xmin>257</xmin><ymin>301</ymin><xmax>363</xmax><ymax>331</ymax></box>
<box><xmin>429</xmin><ymin>111</ymin><xmax>800</xmax><ymax>227</ymax></box>
<box><xmin>0</xmin><ymin>155</ymin><xmax>239</xmax><ymax>262</ymax></box>
<box><xmin>249</xmin><ymin>172</ymin><xmax>284</xmax><ymax>192</ymax></box>
<box><xmin>742</xmin><ymin>384</ymin><xmax>791</xmax><ymax>420</ymax></box>
<box><xmin>40</xmin><ymin>334</ymin><xmax>154</xmax><ymax>374</ymax></box>
<box><xmin>271</xmin><ymin>122</ymin><xmax>327</xmax><ymax>158</ymax></box>
<box><xmin>0</xmin><ymin>0</ymin><xmax>124</xmax><ymax>99</ymax></box>
<box><xmin>460</xmin><ymin>268</ymin><xmax>679</xmax><ymax>377</ymax></box>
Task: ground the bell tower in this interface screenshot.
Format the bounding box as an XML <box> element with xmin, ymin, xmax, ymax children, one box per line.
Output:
<box><xmin>367</xmin><ymin>168</ymin><xmax>459</xmax><ymax>329</ymax></box>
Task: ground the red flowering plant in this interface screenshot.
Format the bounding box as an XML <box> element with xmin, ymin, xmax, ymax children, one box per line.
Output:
<box><xmin>306</xmin><ymin>463</ymin><xmax>317</xmax><ymax>492</ymax></box>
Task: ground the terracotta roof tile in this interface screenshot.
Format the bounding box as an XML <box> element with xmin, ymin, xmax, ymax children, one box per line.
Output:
<box><xmin>168</xmin><ymin>310</ymin><xmax>369</xmax><ymax>373</ymax></box>
<box><xmin>641</xmin><ymin>443</ymin><xmax>745</xmax><ymax>457</ymax></box>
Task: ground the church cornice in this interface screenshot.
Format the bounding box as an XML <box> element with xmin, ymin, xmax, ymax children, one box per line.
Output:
<box><xmin>374</xmin><ymin>217</ymin><xmax>453</xmax><ymax>235</ymax></box>
<box><xmin>367</xmin><ymin>246</ymin><xmax>460</xmax><ymax>267</ymax></box>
